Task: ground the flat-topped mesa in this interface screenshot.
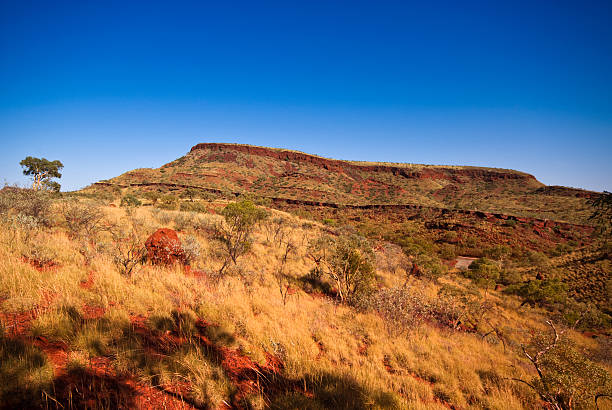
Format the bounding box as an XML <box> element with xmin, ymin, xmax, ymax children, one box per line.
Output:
<box><xmin>189</xmin><ymin>143</ymin><xmax>540</xmax><ymax>183</ymax></box>
<box><xmin>84</xmin><ymin>142</ymin><xmax>596</xmax><ymax>225</ymax></box>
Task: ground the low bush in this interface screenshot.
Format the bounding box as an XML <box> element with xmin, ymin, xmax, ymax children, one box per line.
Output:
<box><xmin>120</xmin><ymin>194</ymin><xmax>141</xmax><ymax>208</ymax></box>
<box><xmin>463</xmin><ymin>257</ymin><xmax>500</xmax><ymax>289</ymax></box>
<box><xmin>499</xmin><ymin>269</ymin><xmax>522</xmax><ymax>286</ymax></box>
<box><xmin>484</xmin><ymin>245</ymin><xmax>511</xmax><ymax>261</ymax></box>
<box><xmin>366</xmin><ymin>287</ymin><xmax>432</xmax><ymax>335</ymax></box>
<box><xmin>106</xmin><ymin>224</ymin><xmax>146</xmax><ymax>277</ymax></box>
<box><xmin>143</xmin><ymin>191</ymin><xmax>161</xmax><ymax>204</ymax></box>
<box><xmin>181</xmin><ymin>234</ymin><xmax>202</xmax><ymax>265</ymax></box>
<box><xmin>4</xmin><ymin>213</ymin><xmax>40</xmax><ymax>244</ymax></box>
<box><xmin>180</xmin><ymin>201</ymin><xmax>208</xmax><ymax>213</ymax></box>
<box><xmin>0</xmin><ymin>188</ymin><xmax>53</xmax><ymax>227</ymax></box>
<box><xmin>516</xmin><ymin>321</ymin><xmax>612</xmax><ymax>409</ymax></box>
<box><xmin>437</xmin><ymin>243</ymin><xmax>457</xmax><ymax>260</ymax></box>
<box><xmin>152</xmin><ymin>209</ymin><xmax>174</xmax><ymax>225</ymax></box>
<box><xmin>307</xmin><ymin>233</ymin><xmax>376</xmax><ymax>305</ymax></box>
<box><xmin>212</xmin><ymin>200</ymin><xmax>267</xmax><ymax>274</ymax></box>
<box><xmin>60</xmin><ymin>199</ymin><xmax>104</xmax><ymax>239</ymax></box>
<box><xmin>363</xmin><ymin>285</ymin><xmax>490</xmax><ymax>335</ymax></box>
<box><xmin>504</xmin><ymin>279</ymin><xmax>567</xmax><ymax>308</ymax></box>
<box><xmin>559</xmin><ymin>301</ymin><xmax>612</xmax><ymax>330</ymax></box>
<box><xmin>322</xmin><ymin>218</ymin><xmax>337</xmax><ymax>226</ymax></box>
<box><xmin>412</xmin><ymin>252</ymin><xmax>447</xmax><ymax>280</ymax></box>
<box><xmin>156</xmin><ymin>194</ymin><xmax>179</xmax><ymax>210</ymax></box>
<box><xmin>174</xmin><ymin>212</ymin><xmax>197</xmax><ymax>231</ymax></box>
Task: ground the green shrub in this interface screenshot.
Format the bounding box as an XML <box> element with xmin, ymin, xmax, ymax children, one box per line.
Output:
<box><xmin>143</xmin><ymin>191</ymin><xmax>161</xmax><ymax>204</ymax></box>
<box><xmin>0</xmin><ymin>188</ymin><xmax>53</xmax><ymax>227</ymax></box>
<box><xmin>120</xmin><ymin>194</ymin><xmax>141</xmax><ymax>208</ymax></box>
<box><xmin>463</xmin><ymin>257</ymin><xmax>500</xmax><ymax>289</ymax></box>
<box><xmin>180</xmin><ymin>201</ymin><xmax>208</xmax><ymax>213</ymax></box>
<box><xmin>516</xmin><ymin>322</ymin><xmax>612</xmax><ymax>409</ymax></box>
<box><xmin>484</xmin><ymin>245</ymin><xmax>511</xmax><ymax>261</ymax></box>
<box><xmin>560</xmin><ymin>301</ymin><xmax>612</xmax><ymax>330</ymax></box>
<box><xmin>499</xmin><ymin>269</ymin><xmax>522</xmax><ymax>286</ymax></box>
<box><xmin>60</xmin><ymin>200</ymin><xmax>104</xmax><ymax>239</ymax></box>
<box><xmin>504</xmin><ymin>279</ymin><xmax>567</xmax><ymax>307</ymax></box>
<box><xmin>503</xmin><ymin>219</ymin><xmax>517</xmax><ymax>228</ymax></box>
<box><xmin>413</xmin><ymin>252</ymin><xmax>447</xmax><ymax>279</ymax></box>
<box><xmin>173</xmin><ymin>212</ymin><xmax>197</xmax><ymax>231</ymax></box>
<box><xmin>308</xmin><ymin>233</ymin><xmax>375</xmax><ymax>305</ymax></box>
<box><xmin>180</xmin><ymin>188</ymin><xmax>199</xmax><ymax>202</ymax></box>
<box><xmin>322</xmin><ymin>218</ymin><xmax>337</xmax><ymax>226</ymax></box>
<box><xmin>550</xmin><ymin>243</ymin><xmax>573</xmax><ymax>257</ymax></box>
<box><xmin>527</xmin><ymin>251</ymin><xmax>549</xmax><ymax>267</ymax></box>
<box><xmin>437</xmin><ymin>243</ymin><xmax>457</xmax><ymax>260</ymax></box>
<box><xmin>441</xmin><ymin>231</ymin><xmax>458</xmax><ymax>243</ymax></box>
<box><xmin>213</xmin><ymin>200</ymin><xmax>267</xmax><ymax>273</ymax></box>
<box><xmin>157</xmin><ymin>194</ymin><xmax>178</xmax><ymax>210</ymax></box>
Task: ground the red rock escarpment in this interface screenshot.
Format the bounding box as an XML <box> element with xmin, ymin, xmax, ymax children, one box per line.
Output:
<box><xmin>190</xmin><ymin>143</ymin><xmax>540</xmax><ymax>183</ymax></box>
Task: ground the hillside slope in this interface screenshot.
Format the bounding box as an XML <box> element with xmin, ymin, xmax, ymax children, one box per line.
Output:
<box><xmin>88</xmin><ymin>143</ymin><xmax>597</xmax><ymax>224</ymax></box>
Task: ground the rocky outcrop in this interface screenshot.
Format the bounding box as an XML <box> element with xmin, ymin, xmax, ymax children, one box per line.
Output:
<box><xmin>145</xmin><ymin>228</ymin><xmax>186</xmax><ymax>266</ymax></box>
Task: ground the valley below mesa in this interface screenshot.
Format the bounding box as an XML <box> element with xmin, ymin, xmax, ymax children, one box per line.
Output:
<box><xmin>1</xmin><ymin>143</ymin><xmax>611</xmax><ymax>409</ymax></box>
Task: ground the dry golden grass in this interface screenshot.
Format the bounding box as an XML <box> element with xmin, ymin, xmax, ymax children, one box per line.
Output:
<box><xmin>0</xmin><ymin>200</ymin><xmax>610</xmax><ymax>409</ymax></box>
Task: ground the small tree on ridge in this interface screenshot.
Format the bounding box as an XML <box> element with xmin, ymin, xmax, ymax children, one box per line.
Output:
<box><xmin>20</xmin><ymin>156</ymin><xmax>63</xmax><ymax>191</ymax></box>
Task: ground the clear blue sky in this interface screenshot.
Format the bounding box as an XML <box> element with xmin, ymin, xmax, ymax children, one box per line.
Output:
<box><xmin>1</xmin><ymin>0</ymin><xmax>611</xmax><ymax>192</ymax></box>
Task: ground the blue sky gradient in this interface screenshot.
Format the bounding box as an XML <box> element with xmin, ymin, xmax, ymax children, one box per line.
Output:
<box><xmin>1</xmin><ymin>1</ymin><xmax>611</xmax><ymax>191</ymax></box>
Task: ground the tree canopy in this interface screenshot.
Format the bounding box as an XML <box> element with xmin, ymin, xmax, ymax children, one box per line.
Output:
<box><xmin>19</xmin><ymin>156</ymin><xmax>63</xmax><ymax>191</ymax></box>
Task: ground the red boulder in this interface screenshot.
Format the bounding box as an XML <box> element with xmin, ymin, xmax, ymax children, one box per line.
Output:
<box><xmin>145</xmin><ymin>228</ymin><xmax>186</xmax><ymax>265</ymax></box>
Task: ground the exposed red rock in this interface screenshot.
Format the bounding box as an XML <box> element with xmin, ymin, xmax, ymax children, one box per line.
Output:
<box><xmin>145</xmin><ymin>228</ymin><xmax>186</xmax><ymax>266</ymax></box>
<box><xmin>190</xmin><ymin>142</ymin><xmax>538</xmax><ymax>183</ymax></box>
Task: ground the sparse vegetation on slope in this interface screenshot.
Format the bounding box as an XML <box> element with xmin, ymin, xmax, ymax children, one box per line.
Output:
<box><xmin>82</xmin><ymin>143</ymin><xmax>598</xmax><ymax>224</ymax></box>
<box><xmin>0</xmin><ymin>187</ymin><xmax>610</xmax><ymax>409</ymax></box>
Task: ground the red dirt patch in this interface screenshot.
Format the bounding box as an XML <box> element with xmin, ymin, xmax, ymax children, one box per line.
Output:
<box><xmin>0</xmin><ymin>291</ymin><xmax>56</xmax><ymax>335</ymax></box>
<box><xmin>382</xmin><ymin>356</ymin><xmax>396</xmax><ymax>374</ymax></box>
<box><xmin>358</xmin><ymin>337</ymin><xmax>369</xmax><ymax>356</ymax></box>
<box><xmin>21</xmin><ymin>256</ymin><xmax>60</xmax><ymax>272</ymax></box>
<box><xmin>80</xmin><ymin>270</ymin><xmax>95</xmax><ymax>289</ymax></box>
<box><xmin>183</xmin><ymin>265</ymin><xmax>207</xmax><ymax>279</ymax></box>
<box><xmin>82</xmin><ymin>304</ymin><xmax>106</xmax><ymax>320</ymax></box>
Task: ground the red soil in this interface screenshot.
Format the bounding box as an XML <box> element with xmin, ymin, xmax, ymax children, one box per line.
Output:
<box><xmin>79</xmin><ymin>269</ymin><xmax>95</xmax><ymax>289</ymax></box>
<box><xmin>21</xmin><ymin>256</ymin><xmax>60</xmax><ymax>272</ymax></box>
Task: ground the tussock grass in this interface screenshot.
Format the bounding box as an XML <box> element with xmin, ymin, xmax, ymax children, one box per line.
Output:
<box><xmin>0</xmin><ymin>199</ymin><xmax>609</xmax><ymax>409</ymax></box>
